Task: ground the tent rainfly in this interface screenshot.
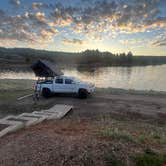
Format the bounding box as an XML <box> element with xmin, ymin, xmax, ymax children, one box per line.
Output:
<box><xmin>31</xmin><ymin>59</ymin><xmax>63</xmax><ymax>77</ymax></box>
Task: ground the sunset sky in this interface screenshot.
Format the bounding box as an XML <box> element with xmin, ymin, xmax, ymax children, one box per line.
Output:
<box><xmin>0</xmin><ymin>0</ymin><xmax>166</xmax><ymax>55</ymax></box>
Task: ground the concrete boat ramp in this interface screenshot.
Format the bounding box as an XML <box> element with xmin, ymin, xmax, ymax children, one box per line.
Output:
<box><xmin>0</xmin><ymin>104</ymin><xmax>73</xmax><ymax>138</ymax></box>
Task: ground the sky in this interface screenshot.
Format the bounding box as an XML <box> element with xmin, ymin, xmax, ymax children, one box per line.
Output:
<box><xmin>0</xmin><ymin>0</ymin><xmax>166</xmax><ymax>55</ymax></box>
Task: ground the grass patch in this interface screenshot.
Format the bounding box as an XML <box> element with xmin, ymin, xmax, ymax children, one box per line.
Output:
<box><xmin>96</xmin><ymin>87</ymin><xmax>166</xmax><ymax>97</ymax></box>
<box><xmin>105</xmin><ymin>154</ymin><xmax>126</xmax><ymax>166</ymax></box>
<box><xmin>101</xmin><ymin>128</ymin><xmax>135</xmax><ymax>143</ymax></box>
<box><xmin>0</xmin><ymin>79</ymin><xmax>35</xmax><ymax>91</ymax></box>
<box><xmin>138</xmin><ymin>130</ymin><xmax>166</xmax><ymax>144</ymax></box>
<box><xmin>97</xmin><ymin>115</ymin><xmax>166</xmax><ymax>145</ymax></box>
<box><xmin>135</xmin><ymin>150</ymin><xmax>166</xmax><ymax>166</ymax></box>
<box><xmin>0</xmin><ymin>89</ymin><xmax>33</xmax><ymax>101</ymax></box>
<box><xmin>0</xmin><ymin>79</ymin><xmax>34</xmax><ymax>103</ymax></box>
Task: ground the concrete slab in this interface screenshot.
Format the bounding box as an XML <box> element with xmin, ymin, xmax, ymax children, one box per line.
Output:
<box><xmin>33</xmin><ymin>111</ymin><xmax>53</xmax><ymax>117</ymax></box>
<box><xmin>0</xmin><ymin>116</ymin><xmax>24</xmax><ymax>138</ymax></box>
<box><xmin>43</xmin><ymin>105</ymin><xmax>72</xmax><ymax>119</ymax></box>
<box><xmin>32</xmin><ymin>111</ymin><xmax>64</xmax><ymax>120</ymax></box>
<box><xmin>16</xmin><ymin>115</ymin><xmax>41</xmax><ymax>127</ymax></box>
<box><xmin>43</xmin><ymin>111</ymin><xmax>62</xmax><ymax>120</ymax></box>
<box><xmin>19</xmin><ymin>113</ymin><xmax>47</xmax><ymax>125</ymax></box>
<box><xmin>1</xmin><ymin>116</ymin><xmax>24</xmax><ymax>126</ymax></box>
<box><xmin>0</xmin><ymin>125</ymin><xmax>23</xmax><ymax>138</ymax></box>
<box><xmin>0</xmin><ymin>104</ymin><xmax>73</xmax><ymax>138</ymax></box>
<box><xmin>47</xmin><ymin>104</ymin><xmax>73</xmax><ymax>113</ymax></box>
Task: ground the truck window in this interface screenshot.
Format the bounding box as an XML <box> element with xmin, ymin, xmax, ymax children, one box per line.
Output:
<box><xmin>55</xmin><ymin>78</ymin><xmax>63</xmax><ymax>84</ymax></box>
<box><xmin>65</xmin><ymin>79</ymin><xmax>73</xmax><ymax>84</ymax></box>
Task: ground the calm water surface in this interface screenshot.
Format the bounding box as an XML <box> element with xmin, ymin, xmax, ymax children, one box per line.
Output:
<box><xmin>0</xmin><ymin>65</ymin><xmax>166</xmax><ymax>92</ymax></box>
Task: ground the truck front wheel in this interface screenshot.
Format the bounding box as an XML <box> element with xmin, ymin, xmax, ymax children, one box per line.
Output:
<box><xmin>78</xmin><ymin>89</ymin><xmax>88</xmax><ymax>99</ymax></box>
<box><xmin>42</xmin><ymin>88</ymin><xmax>51</xmax><ymax>98</ymax></box>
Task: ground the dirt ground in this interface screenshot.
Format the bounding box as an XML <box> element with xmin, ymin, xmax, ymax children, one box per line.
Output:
<box><xmin>0</xmin><ymin>90</ymin><xmax>166</xmax><ymax>166</ymax></box>
<box><xmin>18</xmin><ymin>90</ymin><xmax>166</xmax><ymax>123</ymax></box>
<box><xmin>0</xmin><ymin>116</ymin><xmax>165</xmax><ymax>166</ymax></box>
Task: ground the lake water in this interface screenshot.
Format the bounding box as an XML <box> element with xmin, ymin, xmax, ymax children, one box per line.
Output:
<box><xmin>0</xmin><ymin>65</ymin><xmax>166</xmax><ymax>92</ymax></box>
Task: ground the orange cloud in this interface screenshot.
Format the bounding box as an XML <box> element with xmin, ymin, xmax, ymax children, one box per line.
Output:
<box><xmin>31</xmin><ymin>3</ymin><xmax>44</xmax><ymax>10</ymax></box>
<box><xmin>62</xmin><ymin>38</ymin><xmax>84</xmax><ymax>45</ymax></box>
<box><xmin>35</xmin><ymin>12</ymin><xmax>46</xmax><ymax>22</ymax></box>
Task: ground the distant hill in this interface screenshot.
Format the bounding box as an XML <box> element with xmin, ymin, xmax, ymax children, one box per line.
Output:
<box><xmin>0</xmin><ymin>47</ymin><xmax>79</xmax><ymax>69</ymax></box>
<box><xmin>0</xmin><ymin>47</ymin><xmax>166</xmax><ymax>69</ymax></box>
<box><xmin>0</xmin><ymin>47</ymin><xmax>78</xmax><ymax>62</ymax></box>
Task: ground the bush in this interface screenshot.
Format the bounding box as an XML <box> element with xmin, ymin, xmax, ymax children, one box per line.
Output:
<box><xmin>135</xmin><ymin>151</ymin><xmax>166</xmax><ymax>166</ymax></box>
<box><xmin>105</xmin><ymin>154</ymin><xmax>126</xmax><ymax>166</ymax></box>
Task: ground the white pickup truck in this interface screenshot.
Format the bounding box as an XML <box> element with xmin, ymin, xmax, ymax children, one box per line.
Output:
<box><xmin>36</xmin><ymin>75</ymin><xmax>95</xmax><ymax>98</ymax></box>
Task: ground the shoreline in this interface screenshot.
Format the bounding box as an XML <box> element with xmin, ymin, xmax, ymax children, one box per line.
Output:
<box><xmin>96</xmin><ymin>87</ymin><xmax>166</xmax><ymax>97</ymax></box>
<box><xmin>1</xmin><ymin>78</ymin><xmax>166</xmax><ymax>97</ymax></box>
<box><xmin>0</xmin><ymin>63</ymin><xmax>166</xmax><ymax>71</ymax></box>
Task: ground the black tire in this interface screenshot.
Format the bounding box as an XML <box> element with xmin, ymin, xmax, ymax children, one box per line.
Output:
<box><xmin>78</xmin><ymin>89</ymin><xmax>88</xmax><ymax>99</ymax></box>
<box><xmin>42</xmin><ymin>88</ymin><xmax>51</xmax><ymax>98</ymax></box>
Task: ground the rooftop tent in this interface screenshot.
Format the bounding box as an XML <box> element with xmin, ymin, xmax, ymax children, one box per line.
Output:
<box><xmin>31</xmin><ymin>59</ymin><xmax>63</xmax><ymax>77</ymax></box>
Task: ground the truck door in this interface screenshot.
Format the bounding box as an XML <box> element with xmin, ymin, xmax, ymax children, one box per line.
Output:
<box><xmin>54</xmin><ymin>78</ymin><xmax>64</xmax><ymax>92</ymax></box>
<box><xmin>63</xmin><ymin>78</ymin><xmax>75</xmax><ymax>93</ymax></box>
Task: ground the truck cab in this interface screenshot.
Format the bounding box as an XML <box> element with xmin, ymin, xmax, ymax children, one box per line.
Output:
<box><xmin>36</xmin><ymin>76</ymin><xmax>95</xmax><ymax>98</ymax></box>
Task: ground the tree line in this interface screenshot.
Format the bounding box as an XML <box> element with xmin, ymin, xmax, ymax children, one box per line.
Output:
<box><xmin>0</xmin><ymin>47</ymin><xmax>166</xmax><ymax>69</ymax></box>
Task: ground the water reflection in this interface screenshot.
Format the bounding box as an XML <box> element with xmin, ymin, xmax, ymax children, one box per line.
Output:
<box><xmin>0</xmin><ymin>65</ymin><xmax>166</xmax><ymax>92</ymax></box>
<box><xmin>0</xmin><ymin>70</ymin><xmax>36</xmax><ymax>80</ymax></box>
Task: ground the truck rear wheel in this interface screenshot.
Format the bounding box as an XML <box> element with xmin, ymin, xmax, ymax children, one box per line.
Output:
<box><xmin>78</xmin><ymin>89</ymin><xmax>88</xmax><ymax>99</ymax></box>
<box><xmin>42</xmin><ymin>88</ymin><xmax>51</xmax><ymax>98</ymax></box>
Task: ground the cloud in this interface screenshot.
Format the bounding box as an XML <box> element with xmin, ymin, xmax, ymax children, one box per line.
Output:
<box><xmin>49</xmin><ymin>17</ymin><xmax>73</xmax><ymax>27</ymax></box>
<box><xmin>62</xmin><ymin>38</ymin><xmax>84</xmax><ymax>45</ymax></box>
<box><xmin>0</xmin><ymin>9</ymin><xmax>9</xmax><ymax>26</ymax></box>
<box><xmin>40</xmin><ymin>28</ymin><xmax>59</xmax><ymax>40</ymax></box>
<box><xmin>1</xmin><ymin>0</ymin><xmax>166</xmax><ymax>49</ymax></box>
<box><xmin>47</xmin><ymin>0</ymin><xmax>166</xmax><ymax>37</ymax></box>
<box><xmin>115</xmin><ymin>0</ymin><xmax>158</xmax><ymax>25</ymax></box>
<box><xmin>0</xmin><ymin>39</ymin><xmax>18</xmax><ymax>48</ymax></box>
<box><xmin>119</xmin><ymin>38</ymin><xmax>148</xmax><ymax>46</ymax></box>
<box><xmin>79</xmin><ymin>1</ymin><xmax>117</xmax><ymax>24</ymax></box>
<box><xmin>35</xmin><ymin>12</ymin><xmax>46</xmax><ymax>21</ymax></box>
<box><xmin>9</xmin><ymin>0</ymin><xmax>21</xmax><ymax>7</ymax></box>
<box><xmin>22</xmin><ymin>12</ymin><xmax>49</xmax><ymax>29</ymax></box>
<box><xmin>30</xmin><ymin>2</ymin><xmax>44</xmax><ymax>10</ymax></box>
<box><xmin>147</xmin><ymin>16</ymin><xmax>166</xmax><ymax>28</ymax></box>
<box><xmin>24</xmin><ymin>12</ymin><xmax>46</xmax><ymax>22</ymax></box>
<box><xmin>0</xmin><ymin>10</ymin><xmax>59</xmax><ymax>46</ymax></box>
<box><xmin>30</xmin><ymin>2</ymin><xmax>55</xmax><ymax>10</ymax></box>
<box><xmin>50</xmin><ymin>4</ymin><xmax>77</xmax><ymax>27</ymax></box>
<box><xmin>151</xmin><ymin>34</ymin><xmax>166</xmax><ymax>46</ymax></box>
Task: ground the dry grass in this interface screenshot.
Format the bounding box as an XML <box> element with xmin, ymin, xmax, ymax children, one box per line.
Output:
<box><xmin>101</xmin><ymin>127</ymin><xmax>135</xmax><ymax>143</ymax></box>
<box><xmin>96</xmin><ymin>115</ymin><xmax>166</xmax><ymax>148</ymax></box>
<box><xmin>0</xmin><ymin>79</ymin><xmax>35</xmax><ymax>117</ymax></box>
<box><xmin>0</xmin><ymin>79</ymin><xmax>35</xmax><ymax>104</ymax></box>
<box><xmin>0</xmin><ymin>116</ymin><xmax>165</xmax><ymax>166</ymax></box>
<box><xmin>96</xmin><ymin>87</ymin><xmax>166</xmax><ymax>97</ymax></box>
<box><xmin>0</xmin><ymin>79</ymin><xmax>35</xmax><ymax>91</ymax></box>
